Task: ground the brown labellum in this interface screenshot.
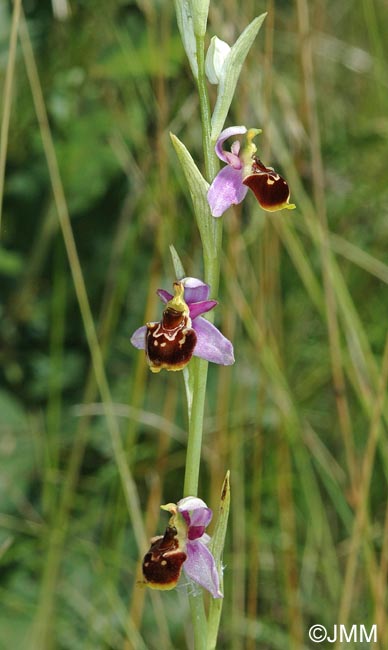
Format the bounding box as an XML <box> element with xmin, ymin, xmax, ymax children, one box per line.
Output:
<box><xmin>243</xmin><ymin>156</ymin><xmax>291</xmax><ymax>212</ymax></box>
<box><xmin>142</xmin><ymin>525</ymin><xmax>187</xmax><ymax>590</ymax></box>
<box><xmin>146</xmin><ymin>306</ymin><xmax>197</xmax><ymax>373</ymax></box>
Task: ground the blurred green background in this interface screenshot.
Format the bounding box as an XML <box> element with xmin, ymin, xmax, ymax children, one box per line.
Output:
<box><xmin>1</xmin><ymin>0</ymin><xmax>388</xmax><ymax>648</ymax></box>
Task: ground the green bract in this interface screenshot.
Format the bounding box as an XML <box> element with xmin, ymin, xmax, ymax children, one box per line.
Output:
<box><xmin>191</xmin><ymin>0</ymin><xmax>210</xmax><ymax>38</ymax></box>
<box><xmin>211</xmin><ymin>13</ymin><xmax>267</xmax><ymax>141</ymax></box>
<box><xmin>174</xmin><ymin>0</ymin><xmax>198</xmax><ymax>78</ymax></box>
<box><xmin>208</xmin><ymin>472</ymin><xmax>231</xmax><ymax>649</ymax></box>
<box><xmin>169</xmin><ymin>244</ymin><xmax>186</xmax><ymax>280</ymax></box>
<box><xmin>170</xmin><ymin>132</ymin><xmax>214</xmax><ymax>265</ymax></box>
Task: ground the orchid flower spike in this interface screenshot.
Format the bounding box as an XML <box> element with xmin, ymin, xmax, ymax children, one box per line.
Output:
<box><xmin>142</xmin><ymin>497</ymin><xmax>223</xmax><ymax>599</ymax></box>
<box><xmin>131</xmin><ymin>277</ymin><xmax>234</xmax><ymax>372</ymax></box>
<box><xmin>207</xmin><ymin>126</ymin><xmax>296</xmax><ymax>217</ymax></box>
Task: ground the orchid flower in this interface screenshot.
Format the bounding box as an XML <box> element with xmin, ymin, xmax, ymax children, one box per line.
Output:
<box><xmin>207</xmin><ymin>125</ymin><xmax>296</xmax><ymax>217</ymax></box>
<box><xmin>142</xmin><ymin>496</ymin><xmax>223</xmax><ymax>599</ymax></box>
<box><xmin>131</xmin><ymin>277</ymin><xmax>234</xmax><ymax>372</ymax></box>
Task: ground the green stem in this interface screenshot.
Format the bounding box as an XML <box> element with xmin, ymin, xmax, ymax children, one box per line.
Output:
<box><xmin>183</xmin><ymin>30</ymin><xmax>221</xmax><ymax>501</ymax></box>
<box><xmin>196</xmin><ymin>35</ymin><xmax>216</xmax><ymax>181</ymax></box>
<box><xmin>195</xmin><ymin>34</ymin><xmax>223</xmax><ymax>294</ymax></box>
<box><xmin>183</xmin><ymin>357</ymin><xmax>208</xmax><ymax>496</ymax></box>
<box><xmin>183</xmin><ymin>360</ymin><xmax>208</xmax><ymax>646</ymax></box>
<box><xmin>189</xmin><ymin>592</ymin><xmax>208</xmax><ymax>650</ymax></box>
<box><xmin>182</xmin><ymin>31</ymin><xmax>225</xmax><ymax>650</ymax></box>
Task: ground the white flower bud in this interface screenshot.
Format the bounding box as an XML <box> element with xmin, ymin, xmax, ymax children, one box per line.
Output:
<box><xmin>205</xmin><ymin>36</ymin><xmax>231</xmax><ymax>85</ymax></box>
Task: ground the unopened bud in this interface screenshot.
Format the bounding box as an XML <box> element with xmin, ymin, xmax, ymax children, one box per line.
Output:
<box><xmin>205</xmin><ymin>36</ymin><xmax>231</xmax><ymax>84</ymax></box>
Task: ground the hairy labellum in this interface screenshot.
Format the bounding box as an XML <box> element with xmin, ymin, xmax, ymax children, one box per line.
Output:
<box><xmin>142</xmin><ymin>525</ymin><xmax>187</xmax><ymax>590</ymax></box>
<box><xmin>130</xmin><ymin>278</ymin><xmax>235</xmax><ymax>370</ymax></box>
<box><xmin>146</xmin><ymin>306</ymin><xmax>197</xmax><ymax>373</ymax></box>
<box><xmin>243</xmin><ymin>156</ymin><xmax>291</xmax><ymax>211</ymax></box>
